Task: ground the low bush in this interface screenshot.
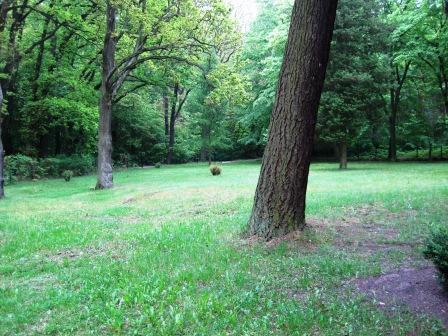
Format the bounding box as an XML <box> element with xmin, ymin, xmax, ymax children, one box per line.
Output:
<box><xmin>57</xmin><ymin>155</ymin><xmax>94</xmax><ymax>176</ymax></box>
<box><xmin>155</xmin><ymin>162</ymin><xmax>162</xmax><ymax>168</ymax></box>
<box><xmin>4</xmin><ymin>154</ymin><xmax>43</xmax><ymax>182</ymax></box>
<box><xmin>4</xmin><ymin>154</ymin><xmax>95</xmax><ymax>183</ymax></box>
<box><xmin>424</xmin><ymin>226</ymin><xmax>448</xmax><ymax>289</ymax></box>
<box><xmin>210</xmin><ymin>165</ymin><xmax>222</xmax><ymax>176</ymax></box>
<box><xmin>62</xmin><ymin>170</ymin><xmax>74</xmax><ymax>182</ymax></box>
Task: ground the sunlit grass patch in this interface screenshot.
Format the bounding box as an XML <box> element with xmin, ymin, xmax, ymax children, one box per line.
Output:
<box><xmin>0</xmin><ymin>162</ymin><xmax>447</xmax><ymax>335</ymax></box>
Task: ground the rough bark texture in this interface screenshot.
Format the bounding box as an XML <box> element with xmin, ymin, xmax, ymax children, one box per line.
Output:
<box><xmin>96</xmin><ymin>4</ymin><xmax>117</xmax><ymax>190</ymax></box>
<box><xmin>339</xmin><ymin>141</ymin><xmax>347</xmax><ymax>169</ymax></box>
<box><xmin>247</xmin><ymin>0</ymin><xmax>338</xmax><ymax>240</ymax></box>
<box><xmin>0</xmin><ymin>83</ymin><xmax>4</xmax><ymax>199</ymax></box>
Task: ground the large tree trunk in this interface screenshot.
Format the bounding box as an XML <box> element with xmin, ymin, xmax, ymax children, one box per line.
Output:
<box><xmin>247</xmin><ymin>0</ymin><xmax>338</xmax><ymax>240</ymax></box>
<box><xmin>96</xmin><ymin>4</ymin><xmax>117</xmax><ymax>190</ymax></box>
<box><xmin>339</xmin><ymin>141</ymin><xmax>347</xmax><ymax>169</ymax></box>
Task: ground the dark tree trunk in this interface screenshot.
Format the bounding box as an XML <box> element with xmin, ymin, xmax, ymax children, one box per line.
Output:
<box><xmin>339</xmin><ymin>141</ymin><xmax>347</xmax><ymax>169</ymax></box>
<box><xmin>428</xmin><ymin>141</ymin><xmax>433</xmax><ymax>160</ymax></box>
<box><xmin>31</xmin><ymin>12</ymin><xmax>51</xmax><ymax>100</ymax></box>
<box><xmin>441</xmin><ymin>145</ymin><xmax>444</xmax><ymax>159</ymax></box>
<box><xmin>200</xmin><ymin>125</ymin><xmax>211</xmax><ymax>163</ymax></box>
<box><xmin>96</xmin><ymin>4</ymin><xmax>117</xmax><ymax>189</ymax></box>
<box><xmin>247</xmin><ymin>0</ymin><xmax>338</xmax><ymax>240</ymax></box>
<box><xmin>0</xmin><ymin>83</ymin><xmax>4</xmax><ymax>199</ymax></box>
<box><xmin>163</xmin><ymin>94</ymin><xmax>169</xmax><ymax>137</ymax></box>
<box><xmin>167</xmin><ymin>84</ymin><xmax>179</xmax><ymax>164</ymax></box>
<box><xmin>388</xmin><ymin>62</ymin><xmax>411</xmax><ymax>162</ymax></box>
<box><xmin>200</xmin><ymin>148</ymin><xmax>207</xmax><ymax>162</ymax></box>
<box><xmin>388</xmin><ymin>91</ymin><xmax>398</xmax><ymax>161</ymax></box>
<box><xmin>208</xmin><ymin>130</ymin><xmax>212</xmax><ymax>166</ymax></box>
<box><xmin>166</xmin><ymin>84</ymin><xmax>190</xmax><ymax>164</ymax></box>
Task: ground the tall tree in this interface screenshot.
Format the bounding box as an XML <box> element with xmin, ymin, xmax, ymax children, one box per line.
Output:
<box><xmin>388</xmin><ymin>60</ymin><xmax>411</xmax><ymax>161</ymax></box>
<box><xmin>318</xmin><ymin>0</ymin><xmax>387</xmax><ymax>168</ymax></box>
<box><xmin>95</xmin><ymin>0</ymin><xmax>236</xmax><ymax>188</ymax></box>
<box><xmin>247</xmin><ymin>0</ymin><xmax>338</xmax><ymax>239</ymax></box>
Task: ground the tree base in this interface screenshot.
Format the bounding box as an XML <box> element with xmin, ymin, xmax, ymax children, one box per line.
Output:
<box><xmin>95</xmin><ymin>183</ymin><xmax>113</xmax><ymax>190</ymax></box>
<box><xmin>246</xmin><ymin>216</ymin><xmax>306</xmax><ymax>241</ymax></box>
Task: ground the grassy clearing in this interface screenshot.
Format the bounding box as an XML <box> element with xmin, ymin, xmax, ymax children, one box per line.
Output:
<box><xmin>1</xmin><ymin>162</ymin><xmax>447</xmax><ymax>335</ymax></box>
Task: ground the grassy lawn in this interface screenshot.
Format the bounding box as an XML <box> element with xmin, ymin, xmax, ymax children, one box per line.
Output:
<box><xmin>1</xmin><ymin>162</ymin><xmax>448</xmax><ymax>335</ymax></box>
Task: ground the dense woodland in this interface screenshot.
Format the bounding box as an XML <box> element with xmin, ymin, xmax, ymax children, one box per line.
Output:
<box><xmin>0</xmin><ymin>0</ymin><xmax>447</xmax><ymax>187</ymax></box>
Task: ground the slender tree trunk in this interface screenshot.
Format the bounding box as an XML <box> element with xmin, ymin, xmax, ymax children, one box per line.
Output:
<box><xmin>247</xmin><ymin>0</ymin><xmax>338</xmax><ymax>240</ymax></box>
<box><xmin>441</xmin><ymin>145</ymin><xmax>443</xmax><ymax>159</ymax></box>
<box><xmin>163</xmin><ymin>94</ymin><xmax>169</xmax><ymax>137</ymax></box>
<box><xmin>96</xmin><ymin>4</ymin><xmax>117</xmax><ymax>190</ymax></box>
<box><xmin>32</xmin><ymin>12</ymin><xmax>50</xmax><ymax>100</ymax></box>
<box><xmin>167</xmin><ymin>114</ymin><xmax>176</xmax><ymax>164</ymax></box>
<box><xmin>200</xmin><ymin>125</ymin><xmax>209</xmax><ymax>162</ymax></box>
<box><xmin>388</xmin><ymin>91</ymin><xmax>398</xmax><ymax>161</ymax></box>
<box><xmin>388</xmin><ymin>62</ymin><xmax>411</xmax><ymax>162</ymax></box>
<box><xmin>0</xmin><ymin>83</ymin><xmax>4</xmax><ymax>199</ymax></box>
<box><xmin>167</xmin><ymin>84</ymin><xmax>179</xmax><ymax>164</ymax></box>
<box><xmin>339</xmin><ymin>141</ymin><xmax>347</xmax><ymax>169</ymax></box>
<box><xmin>429</xmin><ymin>141</ymin><xmax>433</xmax><ymax>160</ymax></box>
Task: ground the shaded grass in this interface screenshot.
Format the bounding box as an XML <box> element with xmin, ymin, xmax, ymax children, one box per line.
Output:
<box><xmin>0</xmin><ymin>162</ymin><xmax>447</xmax><ymax>335</ymax></box>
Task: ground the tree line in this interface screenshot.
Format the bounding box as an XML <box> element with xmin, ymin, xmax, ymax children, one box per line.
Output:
<box><xmin>0</xmin><ymin>0</ymin><xmax>447</xmax><ymax>197</ymax></box>
<box><xmin>244</xmin><ymin>0</ymin><xmax>447</xmax><ymax>168</ymax></box>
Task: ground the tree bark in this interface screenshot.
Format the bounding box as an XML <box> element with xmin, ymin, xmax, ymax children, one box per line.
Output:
<box><xmin>32</xmin><ymin>8</ymin><xmax>51</xmax><ymax>101</ymax></box>
<box><xmin>428</xmin><ymin>141</ymin><xmax>432</xmax><ymax>160</ymax></box>
<box><xmin>339</xmin><ymin>141</ymin><xmax>347</xmax><ymax>169</ymax></box>
<box><xmin>166</xmin><ymin>84</ymin><xmax>190</xmax><ymax>164</ymax></box>
<box><xmin>167</xmin><ymin>83</ymin><xmax>179</xmax><ymax>164</ymax></box>
<box><xmin>163</xmin><ymin>94</ymin><xmax>169</xmax><ymax>137</ymax></box>
<box><xmin>96</xmin><ymin>3</ymin><xmax>117</xmax><ymax>189</ymax></box>
<box><xmin>0</xmin><ymin>83</ymin><xmax>4</xmax><ymax>199</ymax></box>
<box><xmin>388</xmin><ymin>62</ymin><xmax>411</xmax><ymax>162</ymax></box>
<box><xmin>388</xmin><ymin>90</ymin><xmax>398</xmax><ymax>161</ymax></box>
<box><xmin>247</xmin><ymin>0</ymin><xmax>338</xmax><ymax>240</ymax></box>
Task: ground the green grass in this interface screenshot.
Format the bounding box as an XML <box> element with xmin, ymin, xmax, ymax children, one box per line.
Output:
<box><xmin>1</xmin><ymin>162</ymin><xmax>447</xmax><ymax>335</ymax></box>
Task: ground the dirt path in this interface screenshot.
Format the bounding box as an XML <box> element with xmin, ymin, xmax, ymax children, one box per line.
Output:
<box><xmin>353</xmin><ymin>267</ymin><xmax>448</xmax><ymax>328</ymax></box>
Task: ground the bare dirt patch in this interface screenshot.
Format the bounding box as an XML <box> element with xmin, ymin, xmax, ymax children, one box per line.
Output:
<box><xmin>307</xmin><ymin>204</ymin><xmax>420</xmax><ymax>255</ymax></box>
<box><xmin>353</xmin><ymin>267</ymin><xmax>448</xmax><ymax>328</ymax></box>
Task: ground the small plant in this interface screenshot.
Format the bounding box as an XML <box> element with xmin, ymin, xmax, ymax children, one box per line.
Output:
<box><xmin>155</xmin><ymin>162</ymin><xmax>162</xmax><ymax>168</ymax></box>
<box><xmin>210</xmin><ymin>165</ymin><xmax>222</xmax><ymax>176</ymax></box>
<box><xmin>424</xmin><ymin>226</ymin><xmax>448</xmax><ymax>289</ymax></box>
<box><xmin>62</xmin><ymin>170</ymin><xmax>74</xmax><ymax>182</ymax></box>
